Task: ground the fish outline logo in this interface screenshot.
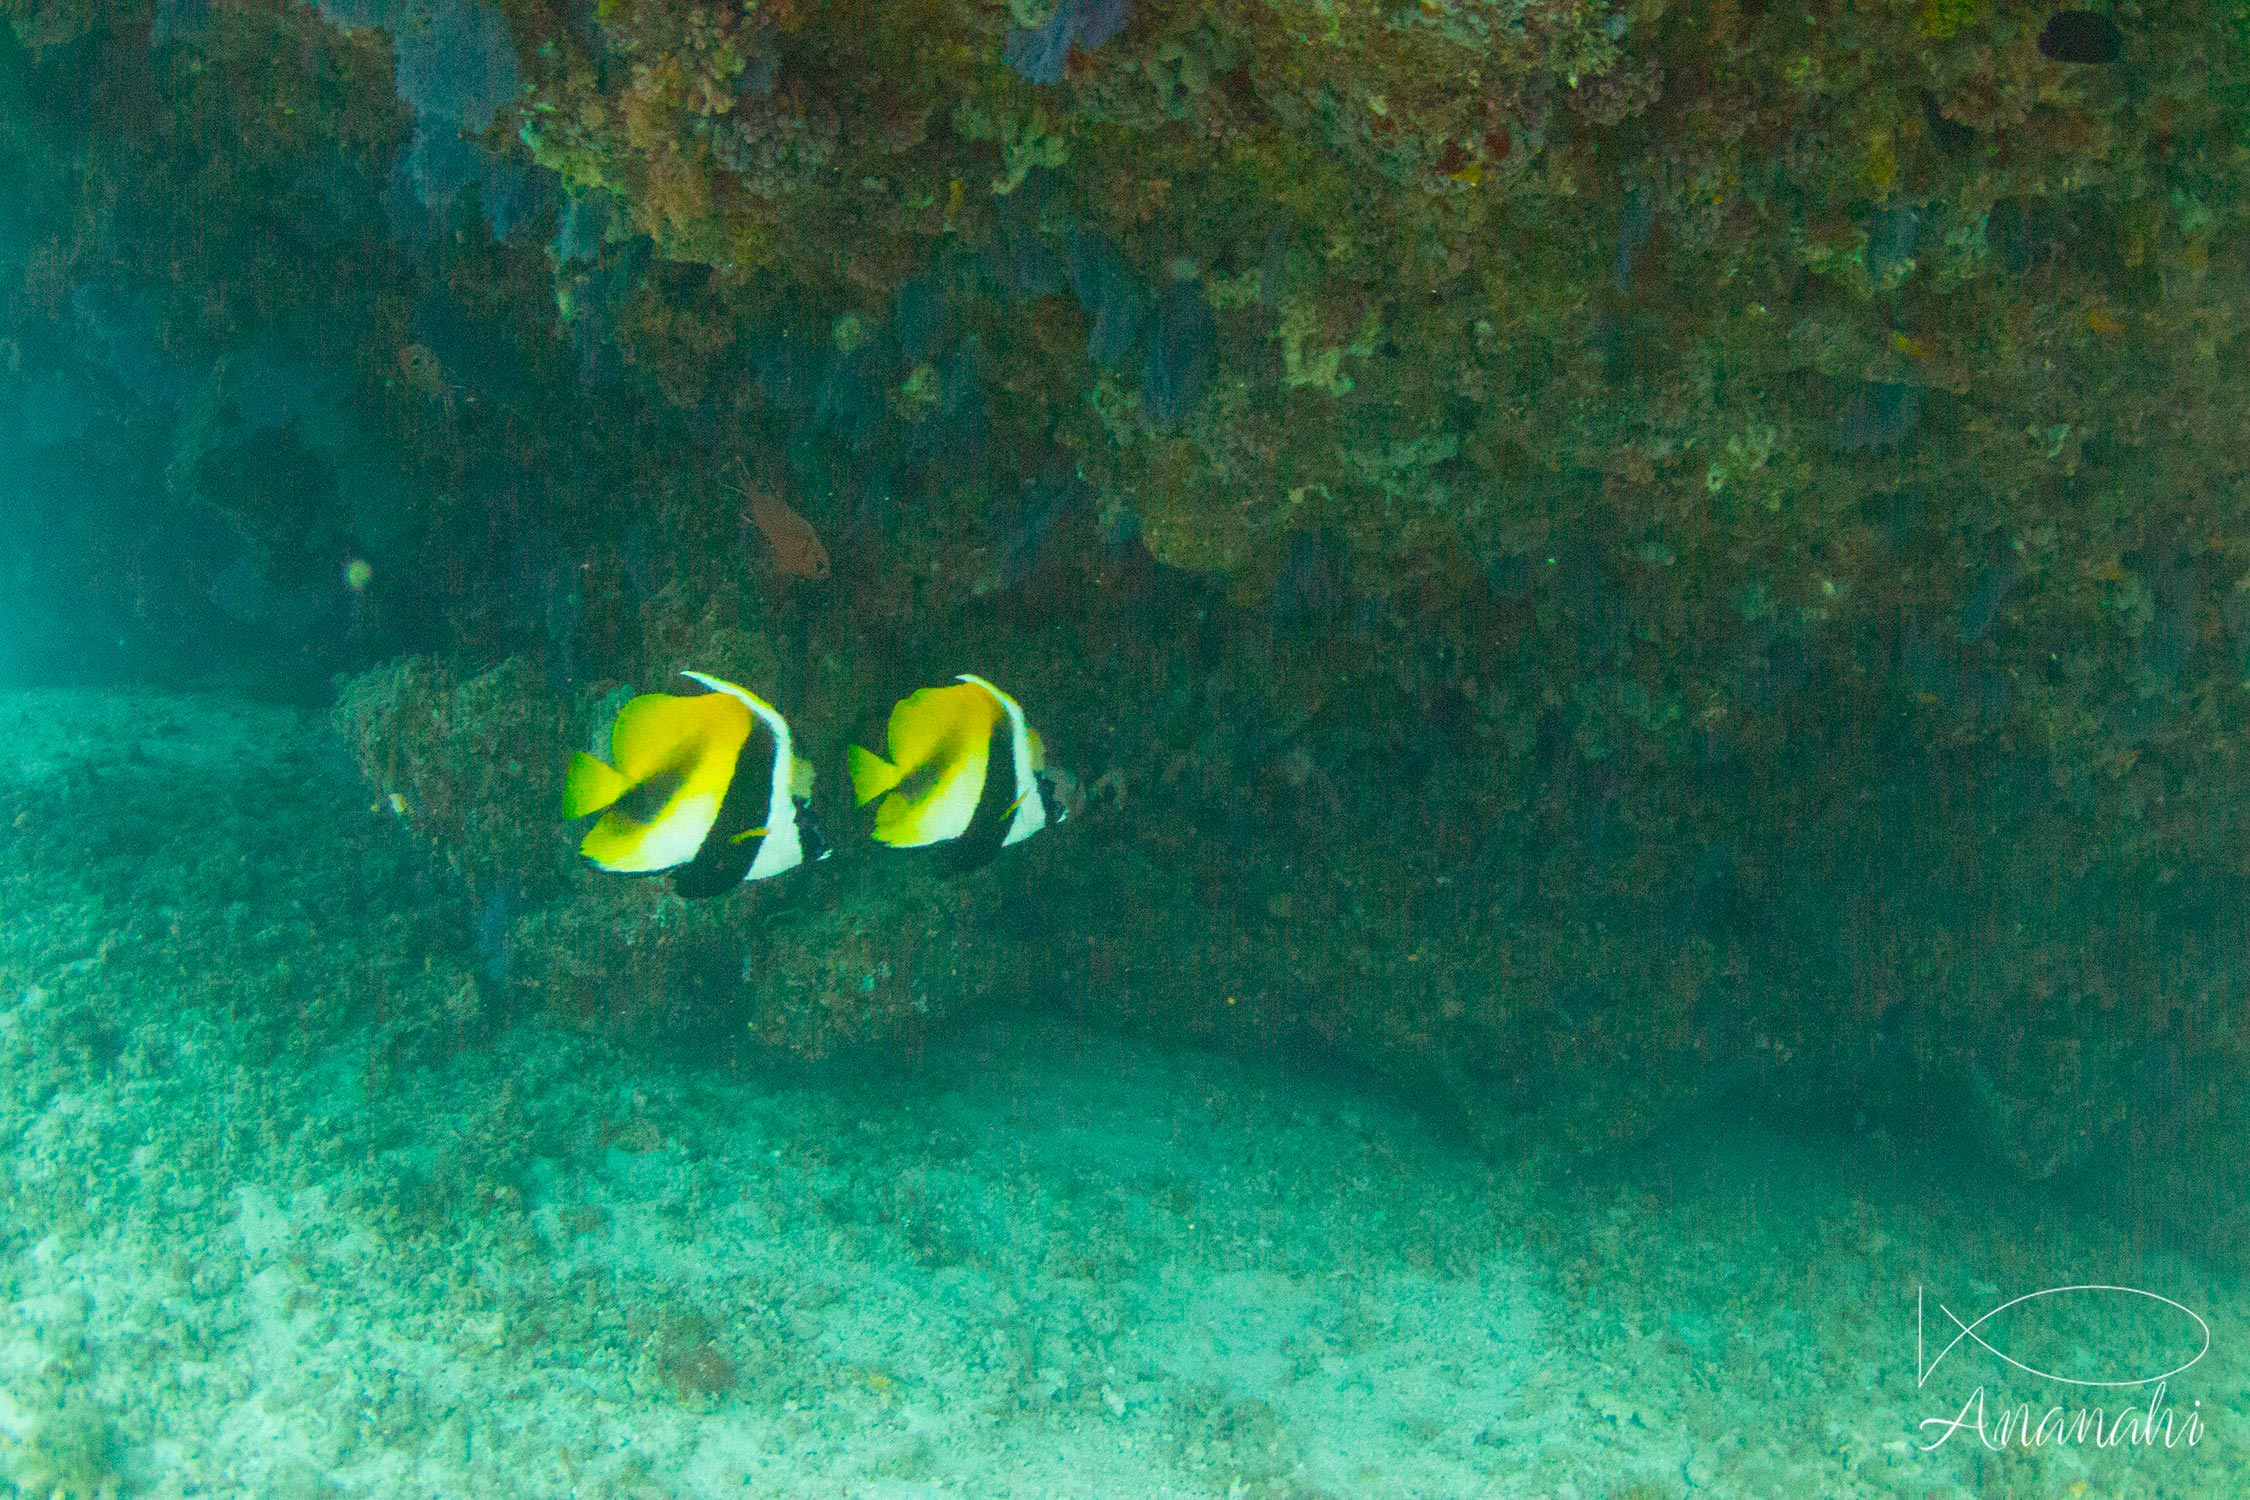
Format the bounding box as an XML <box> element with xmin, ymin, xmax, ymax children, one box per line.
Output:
<box><xmin>1915</xmin><ymin>1283</ymin><xmax>2210</xmax><ymax>1390</ymax></box>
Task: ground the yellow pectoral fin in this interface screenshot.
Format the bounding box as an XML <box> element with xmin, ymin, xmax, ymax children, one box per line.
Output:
<box><xmin>848</xmin><ymin>744</ymin><xmax>901</xmax><ymax>805</ymax></box>
<box><xmin>580</xmin><ymin>811</ymin><xmax>651</xmax><ymax>870</ymax></box>
<box><xmin>870</xmin><ymin>795</ymin><xmax>932</xmax><ymax>847</ymax></box>
<box><xmin>580</xmin><ymin>792</ymin><xmax>721</xmax><ymax>873</ymax></box>
<box><xmin>729</xmin><ymin>827</ymin><xmax>770</xmax><ymax>844</ymax></box>
<box><xmin>562</xmin><ymin>752</ymin><xmax>630</xmax><ymax>819</ymax></box>
<box><xmin>871</xmin><ymin>750</ymin><xmax>985</xmax><ymax>848</ymax></box>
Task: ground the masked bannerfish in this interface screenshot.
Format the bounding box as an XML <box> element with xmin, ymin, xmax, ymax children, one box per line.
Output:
<box><xmin>847</xmin><ymin>674</ymin><xmax>1064</xmax><ymax>869</ymax></box>
<box><xmin>561</xmin><ymin>671</ymin><xmax>829</xmax><ymax>897</ymax></box>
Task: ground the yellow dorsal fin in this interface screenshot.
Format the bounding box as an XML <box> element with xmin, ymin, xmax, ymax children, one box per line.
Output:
<box><xmin>680</xmin><ymin>669</ymin><xmax>776</xmax><ymax>717</ymax></box>
<box><xmin>848</xmin><ymin>744</ymin><xmax>900</xmax><ymax>805</ymax></box>
<box><xmin>606</xmin><ymin>691</ymin><xmax>749</xmax><ymax>781</ymax></box>
<box><xmin>886</xmin><ymin>683</ymin><xmax>998</xmax><ymax>771</ymax></box>
<box><xmin>562</xmin><ymin>751</ymin><xmax>630</xmax><ymax>819</ymax></box>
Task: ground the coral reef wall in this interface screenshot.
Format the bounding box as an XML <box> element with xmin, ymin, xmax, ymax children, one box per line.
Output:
<box><xmin>9</xmin><ymin>0</ymin><xmax>2250</xmax><ymax>1255</ymax></box>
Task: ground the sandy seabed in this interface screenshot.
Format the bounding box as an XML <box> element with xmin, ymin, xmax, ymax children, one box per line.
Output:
<box><xmin>0</xmin><ymin>687</ymin><xmax>2242</xmax><ymax>1500</ymax></box>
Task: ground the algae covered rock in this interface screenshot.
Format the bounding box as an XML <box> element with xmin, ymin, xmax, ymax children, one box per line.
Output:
<box><xmin>334</xmin><ymin>654</ymin><xmax>576</xmax><ymax>899</ymax></box>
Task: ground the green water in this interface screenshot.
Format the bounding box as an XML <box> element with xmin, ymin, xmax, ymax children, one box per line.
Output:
<box><xmin>6</xmin><ymin>0</ymin><xmax>2250</xmax><ymax>1494</ymax></box>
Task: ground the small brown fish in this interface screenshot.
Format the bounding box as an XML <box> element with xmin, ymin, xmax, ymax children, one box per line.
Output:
<box><xmin>395</xmin><ymin>343</ymin><xmax>455</xmax><ymax>415</ymax></box>
<box><xmin>736</xmin><ymin>462</ymin><xmax>829</xmax><ymax>581</ymax></box>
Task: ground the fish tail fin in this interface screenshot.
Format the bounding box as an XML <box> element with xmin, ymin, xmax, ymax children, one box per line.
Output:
<box><xmin>791</xmin><ymin>754</ymin><xmax>817</xmax><ymax>802</ymax></box>
<box><xmin>847</xmin><ymin>744</ymin><xmax>900</xmax><ymax>805</ymax></box>
<box><xmin>562</xmin><ymin>752</ymin><xmax>631</xmax><ymax>819</ymax></box>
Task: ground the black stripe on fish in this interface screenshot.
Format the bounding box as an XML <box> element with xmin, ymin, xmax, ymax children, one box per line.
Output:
<box><xmin>943</xmin><ymin>717</ymin><xmax>1020</xmax><ymax>872</ymax></box>
<box><xmin>671</xmin><ymin>715</ymin><xmax>776</xmax><ymax>898</ymax></box>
